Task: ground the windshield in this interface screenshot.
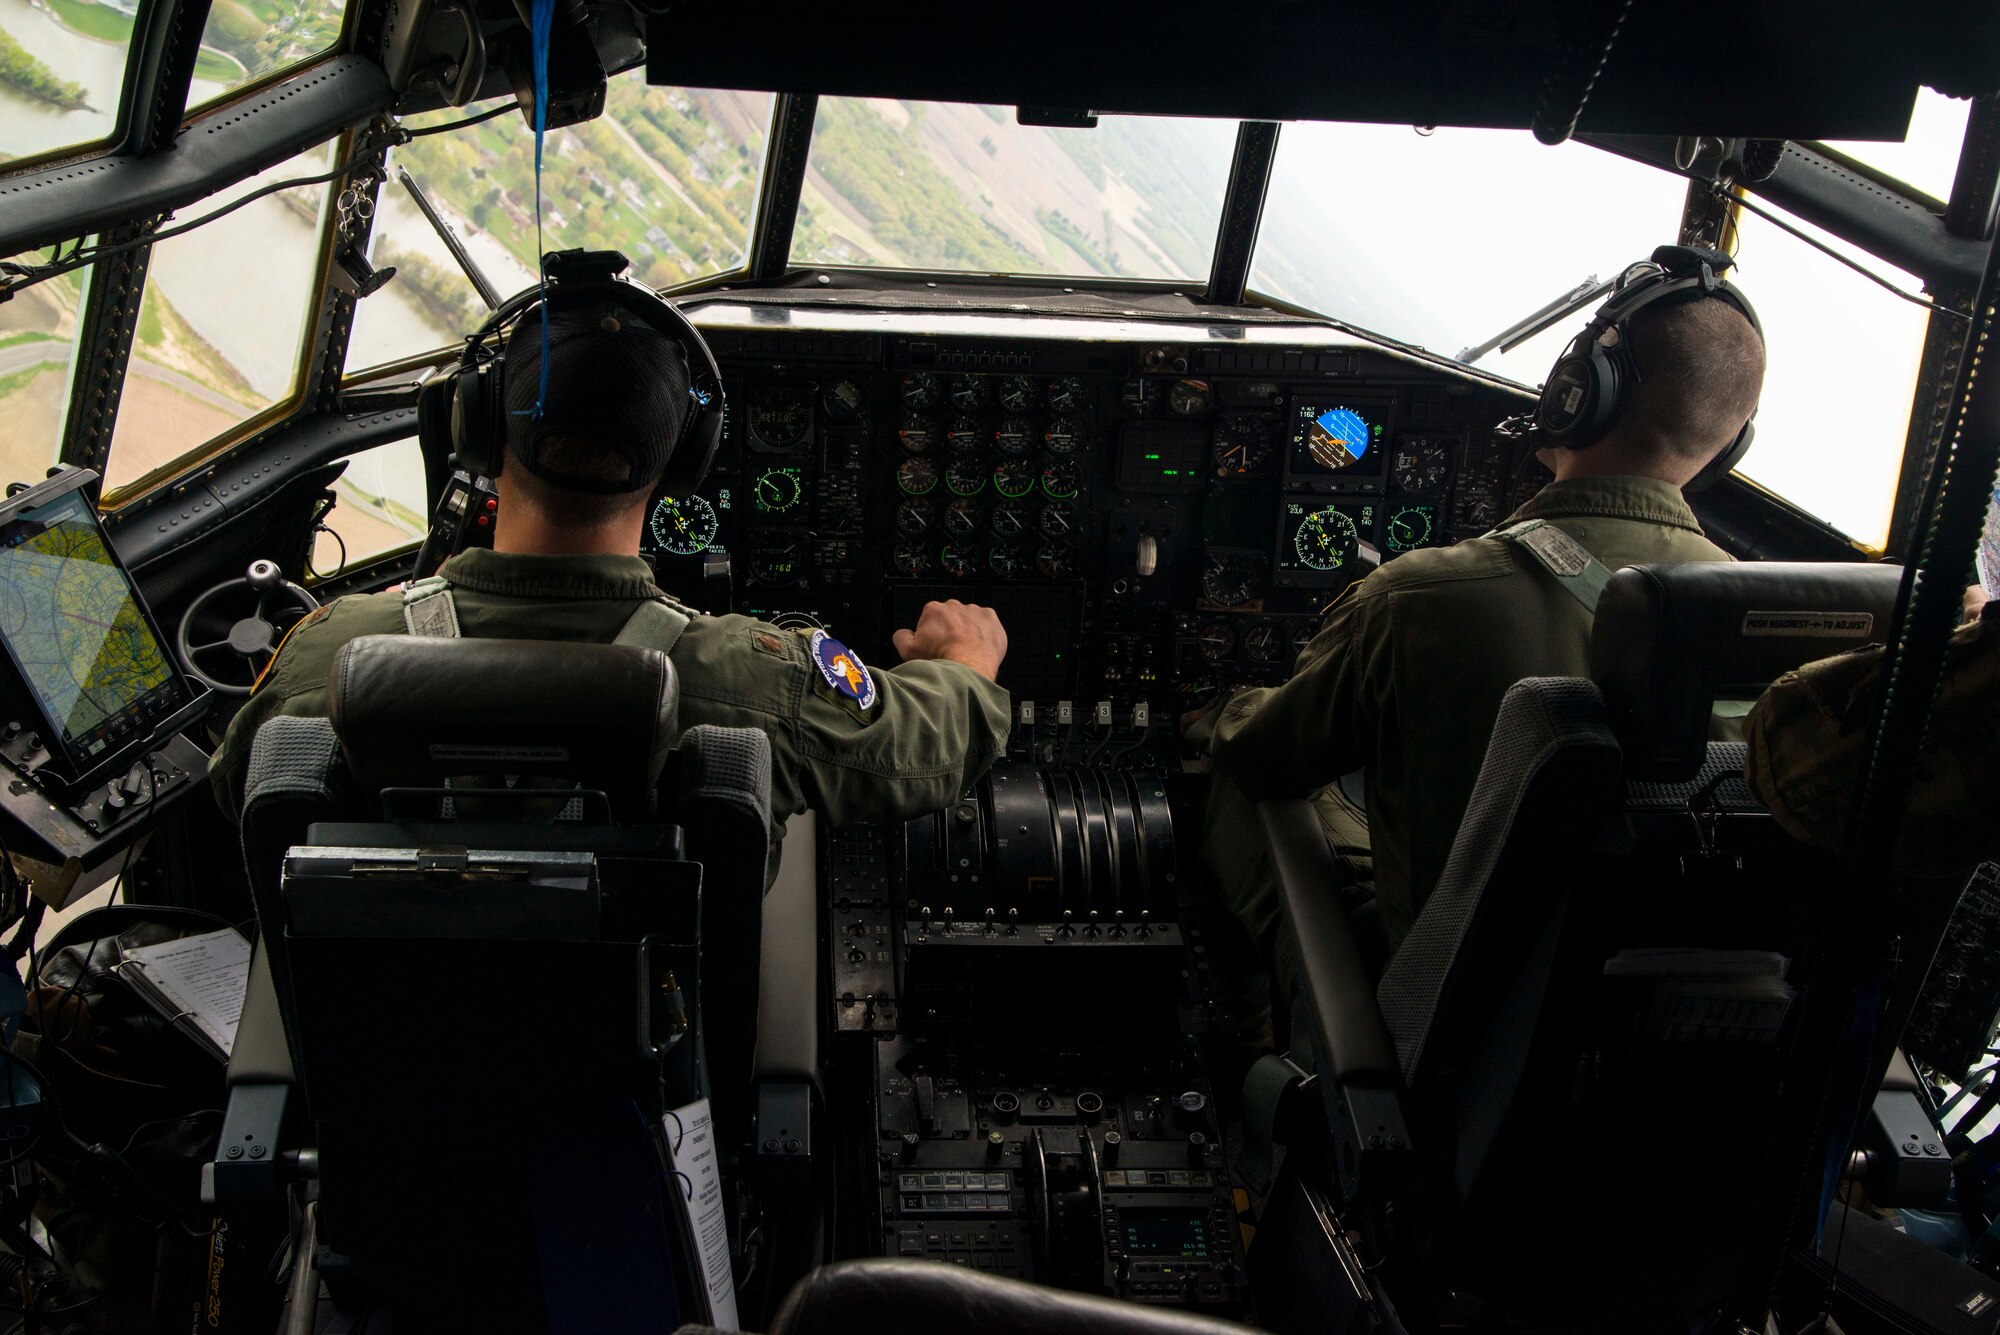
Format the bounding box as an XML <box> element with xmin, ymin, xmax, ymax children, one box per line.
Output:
<box><xmin>345</xmin><ymin>81</ymin><xmax>774</xmax><ymax>372</ymax></box>
<box><xmin>1250</xmin><ymin>123</ymin><xmax>1691</xmax><ymax>384</ymax></box>
<box><xmin>1818</xmin><ymin>89</ymin><xmax>1971</xmax><ymax>207</ymax></box>
<box><xmin>793</xmin><ymin>99</ymin><xmax>1236</xmax><ymax>281</ymax></box>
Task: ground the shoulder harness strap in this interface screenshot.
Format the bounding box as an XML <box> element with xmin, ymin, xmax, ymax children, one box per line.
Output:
<box><xmin>613</xmin><ymin>597</ymin><xmax>694</xmax><ymax>655</ymax></box>
<box><xmin>401</xmin><ymin>576</ymin><xmax>462</xmax><ymax>638</ymax></box>
<box><xmin>1490</xmin><ymin>519</ymin><xmax>1614</xmax><ymax>615</ymax></box>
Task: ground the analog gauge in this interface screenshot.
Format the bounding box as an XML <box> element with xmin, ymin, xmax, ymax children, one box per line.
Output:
<box><xmin>1043</xmin><ymin>416</ymin><xmax>1085</xmax><ymax>456</ymax></box>
<box><xmin>947</xmin><ymin>416</ymin><xmax>988</xmax><ymax>454</ymax></box>
<box><xmin>1243</xmin><ymin>622</ymin><xmax>1285</xmax><ymax>662</ymax></box>
<box><xmin>994</xmin><ymin>460</ymin><xmax>1036</xmax><ymax>499</ymax></box>
<box><xmin>749</xmin><ymin>542</ymin><xmax>802</xmax><ymax>588</ymax></box>
<box><xmin>1465</xmin><ymin>497</ymin><xmax>1500</xmax><ymax>530</ymax></box>
<box><xmin>1393</xmin><ymin>440</ymin><xmax>1451</xmax><ymax>493</ymax></box>
<box><xmin>1385</xmin><ymin>505</ymin><xmax>1434</xmax><ymax>552</ymax></box>
<box><xmin>1037</xmin><ymin>501</ymin><xmax>1077</xmax><ymax>540</ymax></box>
<box><xmin>949</xmin><ymin>376</ymin><xmax>994</xmax><ymax>413</ymax></box>
<box><xmin>943</xmin><ymin>498</ymin><xmax>980</xmax><ymax>538</ymax></box>
<box><xmin>940</xmin><ymin>541</ymin><xmax>979</xmax><ymax>578</ymax></box>
<box><xmin>1197</xmin><ymin>622</ymin><xmax>1237</xmax><ymax>662</ymax></box>
<box><xmin>823</xmin><ymin>379</ymin><xmax>865</xmax><ymax>421</ymax></box>
<box><xmin>893</xmin><ymin>541</ymin><xmax>932</xmax><ymax>577</ymax></box>
<box><xmin>1040</xmin><ymin>460</ymin><xmax>1080</xmax><ymax>500</ymax></box>
<box><xmin>1036</xmin><ymin>543</ymin><xmax>1074</xmax><ymax>579</ymax></box>
<box><xmin>988</xmin><ymin>545</ymin><xmax>1026</xmax><ymax>578</ymax></box>
<box><xmin>946</xmin><ymin>459</ymin><xmax>987</xmax><ymax>496</ymax></box>
<box><xmin>990</xmin><ymin>503</ymin><xmax>1029</xmax><ymax>539</ymax></box>
<box><xmin>1211</xmin><ymin>414</ymin><xmax>1274</xmax><ymax>477</ymax></box>
<box><xmin>648</xmin><ymin>494</ymin><xmax>719</xmax><ymax>556</ymax></box>
<box><xmin>822</xmin><ymin>502</ymin><xmax>864</xmax><ymax>535</ymax></box>
<box><xmin>752</xmin><ymin>466</ymin><xmax>804</xmax><ymax>515</ymax></box>
<box><xmin>1294</xmin><ymin>506</ymin><xmax>1360</xmax><ymax>571</ymax></box>
<box><xmin>750</xmin><ymin>388</ymin><xmax>810</xmax><ymax>448</ymax></box>
<box><xmin>1122</xmin><ymin>378</ymin><xmax>1161</xmax><ymax>417</ymax></box>
<box><xmin>896</xmin><ymin>498</ymin><xmax>933</xmax><ymax>537</ymax></box>
<box><xmin>1168</xmin><ymin>378</ymin><xmax>1213</xmax><ymax>418</ymax></box>
<box><xmin>998</xmin><ymin>376</ymin><xmax>1039</xmax><ymax>414</ymax></box>
<box><xmin>1201</xmin><ymin>556</ymin><xmax>1259</xmax><ymax>608</ymax></box>
<box><xmin>994</xmin><ymin>418</ymin><xmax>1037</xmax><ymax>456</ymax></box>
<box><xmin>900</xmin><ymin>372</ymin><xmax>945</xmax><ymax>412</ymax></box>
<box><xmin>1047</xmin><ymin>376</ymin><xmax>1089</xmax><ymax>413</ymax></box>
<box><xmin>1291</xmin><ymin>623</ymin><xmax>1318</xmax><ymax>657</ymax></box>
<box><xmin>898</xmin><ymin>414</ymin><xmax>940</xmax><ymax>456</ymax></box>
<box><xmin>897</xmin><ymin>458</ymin><xmax>938</xmax><ymax>495</ymax></box>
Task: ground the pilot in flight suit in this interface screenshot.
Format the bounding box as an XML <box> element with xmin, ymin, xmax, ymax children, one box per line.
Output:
<box><xmin>1745</xmin><ymin>585</ymin><xmax>1998</xmax><ymax>876</ymax></box>
<box><xmin>210</xmin><ymin>284</ymin><xmax>1013</xmax><ymax>858</ymax></box>
<box><xmin>1194</xmin><ymin>274</ymin><xmax>1766</xmax><ymax>973</ymax></box>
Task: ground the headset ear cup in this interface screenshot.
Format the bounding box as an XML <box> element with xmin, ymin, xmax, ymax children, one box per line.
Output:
<box><xmin>450</xmin><ymin>362</ymin><xmax>506</xmax><ymax>479</ymax></box>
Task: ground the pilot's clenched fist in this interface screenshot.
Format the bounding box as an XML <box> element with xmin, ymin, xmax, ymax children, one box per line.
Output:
<box><xmin>893</xmin><ymin>599</ymin><xmax>1008</xmax><ymax>683</ymax></box>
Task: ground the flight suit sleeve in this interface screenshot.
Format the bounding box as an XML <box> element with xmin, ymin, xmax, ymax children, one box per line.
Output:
<box><xmin>1744</xmin><ymin>603</ymin><xmax>1999</xmax><ymax>875</ymax></box>
<box><xmin>673</xmin><ymin>621</ymin><xmax>1013</xmax><ymax>830</ymax></box>
<box><xmin>205</xmin><ymin>600</ymin><xmax>361</xmax><ymax>823</ymax></box>
<box><xmin>792</xmin><ymin>655</ymin><xmax>1014</xmax><ymax>828</ymax></box>
<box><xmin>1203</xmin><ymin>583</ymin><xmax>1388</xmax><ymax>800</ymax></box>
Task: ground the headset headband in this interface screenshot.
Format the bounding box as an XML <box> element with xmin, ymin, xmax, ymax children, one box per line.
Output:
<box><xmin>449</xmin><ymin>249</ymin><xmax>726</xmax><ymax>499</ymax></box>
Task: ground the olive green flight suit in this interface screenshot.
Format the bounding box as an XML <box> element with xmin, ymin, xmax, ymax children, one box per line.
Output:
<box><xmin>1196</xmin><ymin>475</ymin><xmax>1733</xmax><ymax>962</ymax></box>
<box><xmin>1745</xmin><ymin>598</ymin><xmax>1999</xmax><ymax>876</ymax></box>
<box><xmin>210</xmin><ymin>550</ymin><xmax>1013</xmax><ymax>860</ymax></box>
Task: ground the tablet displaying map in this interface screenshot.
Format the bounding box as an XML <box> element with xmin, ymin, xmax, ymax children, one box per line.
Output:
<box><xmin>0</xmin><ymin>488</ymin><xmax>190</xmax><ymax>771</ymax></box>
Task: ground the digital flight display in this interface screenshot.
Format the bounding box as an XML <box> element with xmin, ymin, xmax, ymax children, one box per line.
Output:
<box><xmin>1276</xmin><ymin>496</ymin><xmax>1377</xmax><ymax>587</ymax></box>
<box><xmin>645</xmin><ymin>486</ymin><xmax>732</xmax><ymax>559</ymax></box>
<box><xmin>1381</xmin><ymin>501</ymin><xmax>1439</xmax><ymax>556</ymax></box>
<box><xmin>1119</xmin><ymin>1208</ymin><xmax>1211</xmax><ymax>1259</ymax></box>
<box><xmin>1287</xmin><ymin>400</ymin><xmax>1390</xmax><ymax>483</ymax></box>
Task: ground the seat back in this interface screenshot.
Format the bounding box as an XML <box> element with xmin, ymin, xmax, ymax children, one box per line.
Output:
<box><xmin>232</xmin><ymin>635</ymin><xmax>772</xmax><ymax>1331</ymax></box>
<box><xmin>1362</xmin><ymin>562</ymin><xmax>1905</xmax><ymax>1328</ymax></box>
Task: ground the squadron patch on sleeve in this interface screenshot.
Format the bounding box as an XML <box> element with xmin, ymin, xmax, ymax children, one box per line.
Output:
<box><xmin>809</xmin><ymin>630</ymin><xmax>878</xmax><ymax>711</ymax></box>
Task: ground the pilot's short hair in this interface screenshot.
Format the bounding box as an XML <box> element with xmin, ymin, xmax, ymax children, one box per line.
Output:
<box><xmin>501</xmin><ymin>297</ymin><xmax>690</xmax><ymax>505</ymax></box>
<box><xmin>1621</xmin><ymin>296</ymin><xmax>1766</xmax><ymax>466</ymax></box>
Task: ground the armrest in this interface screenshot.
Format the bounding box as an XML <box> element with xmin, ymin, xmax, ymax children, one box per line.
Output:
<box><xmin>1259</xmin><ymin>799</ymin><xmax>1397</xmax><ymax>1082</ymax></box>
<box><xmin>1259</xmin><ymin>798</ymin><xmax>1411</xmax><ymax>1202</ymax></box>
<box><xmin>205</xmin><ymin>944</ymin><xmax>296</xmax><ymax>1211</ymax></box>
<box><xmin>757</xmin><ymin>812</ymin><xmax>821</xmax><ymax>1087</ymax></box>
<box><xmin>227</xmin><ymin>944</ymin><xmax>294</xmax><ymax>1087</ymax></box>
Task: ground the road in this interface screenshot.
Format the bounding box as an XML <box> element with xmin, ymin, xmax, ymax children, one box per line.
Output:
<box><xmin>0</xmin><ymin>339</ymin><xmax>249</xmax><ymax>415</ymax></box>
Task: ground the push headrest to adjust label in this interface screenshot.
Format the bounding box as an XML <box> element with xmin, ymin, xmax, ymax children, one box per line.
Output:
<box><xmin>1741</xmin><ymin>611</ymin><xmax>1874</xmax><ymax>638</ymax></box>
<box><xmin>429</xmin><ymin>744</ymin><xmax>569</xmax><ymax>763</ymax></box>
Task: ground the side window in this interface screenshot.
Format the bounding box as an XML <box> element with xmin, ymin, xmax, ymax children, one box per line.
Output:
<box><xmin>104</xmin><ymin>144</ymin><xmax>332</xmax><ymax>500</ymax></box>
<box><xmin>0</xmin><ymin>248</ymin><xmax>84</xmax><ymax>490</ymax></box>
<box><xmin>1726</xmin><ymin>204</ymin><xmax>1931</xmax><ymax>550</ymax></box>
<box><xmin>187</xmin><ymin>0</ymin><xmax>350</xmax><ymax>112</ymax></box>
<box><xmin>0</xmin><ymin>0</ymin><xmax>129</xmax><ymax>164</ymax></box>
<box><xmin>311</xmin><ymin>438</ymin><xmax>432</xmax><ymax>578</ymax></box>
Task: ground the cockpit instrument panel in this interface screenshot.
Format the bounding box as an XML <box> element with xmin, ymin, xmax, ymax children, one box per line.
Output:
<box><xmin>643</xmin><ymin>309</ymin><xmax>1533</xmax><ymax>703</ymax></box>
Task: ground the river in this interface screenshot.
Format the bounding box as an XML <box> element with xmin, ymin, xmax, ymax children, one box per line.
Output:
<box><xmin>0</xmin><ymin>0</ymin><xmax>122</xmax><ymax>162</ymax></box>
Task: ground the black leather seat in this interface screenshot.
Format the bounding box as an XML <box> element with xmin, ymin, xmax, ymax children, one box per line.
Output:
<box><xmin>674</xmin><ymin>1258</ymin><xmax>1262</xmax><ymax>1335</ymax></box>
<box><xmin>212</xmin><ymin>634</ymin><xmax>773</xmax><ymax>1333</ymax></box>
<box><xmin>1255</xmin><ymin>561</ymin><xmax>1907</xmax><ymax>1333</ymax></box>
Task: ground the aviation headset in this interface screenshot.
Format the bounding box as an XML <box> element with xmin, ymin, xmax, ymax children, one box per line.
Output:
<box><xmin>447</xmin><ymin>249</ymin><xmax>726</xmax><ymax>499</ymax></box>
<box><xmin>1536</xmin><ymin>243</ymin><xmax>1762</xmax><ymax>494</ymax></box>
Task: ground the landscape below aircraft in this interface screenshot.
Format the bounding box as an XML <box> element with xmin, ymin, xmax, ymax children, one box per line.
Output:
<box><xmin>0</xmin><ymin>1</ymin><xmax>1997</xmax><ymax>1332</ymax></box>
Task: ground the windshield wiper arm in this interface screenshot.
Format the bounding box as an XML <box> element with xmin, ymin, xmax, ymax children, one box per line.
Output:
<box><xmin>1456</xmin><ymin>275</ymin><xmax>1613</xmax><ymax>366</ymax></box>
<box><xmin>396</xmin><ymin>166</ymin><xmax>503</xmax><ymax>312</ymax></box>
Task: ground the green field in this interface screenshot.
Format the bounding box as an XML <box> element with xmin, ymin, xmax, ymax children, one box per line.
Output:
<box><xmin>45</xmin><ymin>0</ymin><xmax>133</xmax><ymax>44</ymax></box>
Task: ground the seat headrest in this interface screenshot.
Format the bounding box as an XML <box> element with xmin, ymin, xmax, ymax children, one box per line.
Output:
<box><xmin>1590</xmin><ymin>561</ymin><xmax>1903</xmax><ymax>782</ymax></box>
<box><xmin>328</xmin><ymin>636</ymin><xmax>679</xmax><ymax>820</ymax></box>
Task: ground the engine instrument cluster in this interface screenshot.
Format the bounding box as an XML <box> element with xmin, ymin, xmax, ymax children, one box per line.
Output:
<box><xmin>648</xmin><ymin>309</ymin><xmax>1533</xmax><ymax>705</ymax></box>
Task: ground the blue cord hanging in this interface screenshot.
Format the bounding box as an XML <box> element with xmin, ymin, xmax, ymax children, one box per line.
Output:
<box><xmin>523</xmin><ymin>0</ymin><xmax>556</xmax><ymax>422</ymax></box>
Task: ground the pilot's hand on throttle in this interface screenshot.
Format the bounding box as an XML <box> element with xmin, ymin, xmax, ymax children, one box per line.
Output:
<box><xmin>893</xmin><ymin>600</ymin><xmax>1008</xmax><ymax>682</ymax></box>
